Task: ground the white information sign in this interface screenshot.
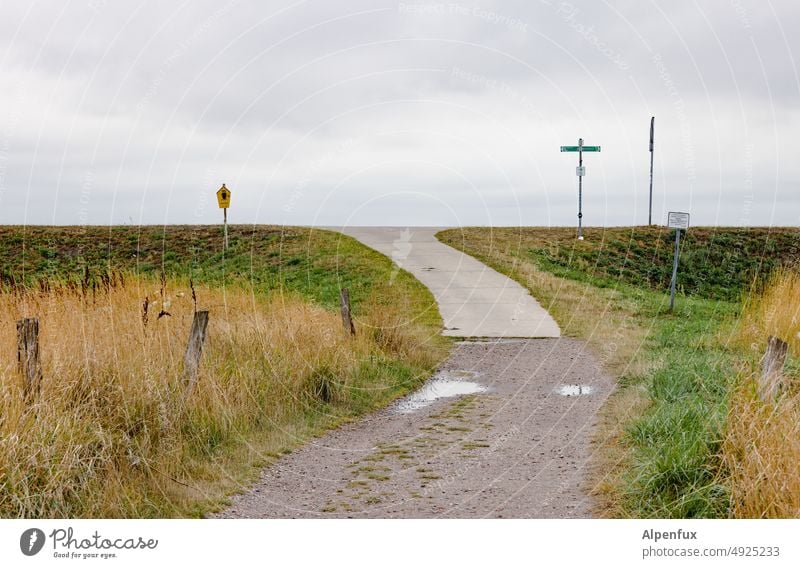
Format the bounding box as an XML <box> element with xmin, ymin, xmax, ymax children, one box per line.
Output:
<box><xmin>667</xmin><ymin>211</ymin><xmax>690</xmax><ymax>230</ymax></box>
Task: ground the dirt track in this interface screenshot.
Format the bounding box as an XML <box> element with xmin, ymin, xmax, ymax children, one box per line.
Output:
<box><xmin>215</xmin><ymin>337</ymin><xmax>613</xmax><ymax>518</ymax></box>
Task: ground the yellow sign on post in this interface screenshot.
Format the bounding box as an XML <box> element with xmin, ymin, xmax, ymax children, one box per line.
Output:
<box><xmin>216</xmin><ymin>184</ymin><xmax>231</xmax><ymax>208</ymax></box>
<box><xmin>216</xmin><ymin>183</ymin><xmax>231</xmax><ymax>251</ymax></box>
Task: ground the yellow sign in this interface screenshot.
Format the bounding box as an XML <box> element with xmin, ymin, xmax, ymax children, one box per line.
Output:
<box><xmin>216</xmin><ymin>184</ymin><xmax>231</xmax><ymax>209</ymax></box>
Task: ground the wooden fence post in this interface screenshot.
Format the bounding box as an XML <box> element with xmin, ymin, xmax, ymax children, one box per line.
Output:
<box><xmin>340</xmin><ymin>288</ymin><xmax>356</xmax><ymax>337</ymax></box>
<box><xmin>759</xmin><ymin>335</ymin><xmax>788</xmax><ymax>401</ymax></box>
<box><xmin>17</xmin><ymin>317</ymin><xmax>43</xmax><ymax>401</ymax></box>
<box><xmin>184</xmin><ymin>310</ymin><xmax>209</xmax><ymax>392</ymax></box>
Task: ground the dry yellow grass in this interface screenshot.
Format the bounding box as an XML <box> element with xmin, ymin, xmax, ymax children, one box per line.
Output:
<box><xmin>724</xmin><ymin>269</ymin><xmax>800</xmax><ymax>517</ymax></box>
<box><xmin>723</xmin><ymin>386</ymin><xmax>800</xmax><ymax>517</ymax></box>
<box><xmin>0</xmin><ymin>275</ymin><xmax>444</xmax><ymax>517</ymax></box>
<box><xmin>734</xmin><ymin>268</ymin><xmax>800</xmax><ymax>354</ymax></box>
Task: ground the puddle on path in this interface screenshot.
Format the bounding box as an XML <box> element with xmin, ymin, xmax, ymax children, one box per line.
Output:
<box><xmin>555</xmin><ymin>384</ymin><xmax>594</xmax><ymax>396</ymax></box>
<box><xmin>455</xmin><ymin>339</ymin><xmax>529</xmax><ymax>345</ymax></box>
<box><xmin>394</xmin><ymin>370</ymin><xmax>487</xmax><ymax>414</ymax></box>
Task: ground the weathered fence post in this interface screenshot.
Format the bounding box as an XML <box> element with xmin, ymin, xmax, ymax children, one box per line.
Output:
<box><xmin>183</xmin><ymin>310</ymin><xmax>209</xmax><ymax>392</ymax></box>
<box><xmin>759</xmin><ymin>335</ymin><xmax>788</xmax><ymax>401</ymax></box>
<box><xmin>17</xmin><ymin>317</ymin><xmax>43</xmax><ymax>401</ymax></box>
<box><xmin>340</xmin><ymin>288</ymin><xmax>356</xmax><ymax>337</ymax></box>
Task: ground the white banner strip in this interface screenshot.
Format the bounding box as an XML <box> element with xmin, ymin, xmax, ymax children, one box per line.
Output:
<box><xmin>1</xmin><ymin>519</ymin><xmax>798</xmax><ymax>567</ymax></box>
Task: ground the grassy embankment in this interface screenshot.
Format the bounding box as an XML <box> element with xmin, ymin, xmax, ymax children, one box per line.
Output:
<box><xmin>438</xmin><ymin>226</ymin><xmax>800</xmax><ymax>518</ymax></box>
<box><xmin>0</xmin><ymin>226</ymin><xmax>448</xmax><ymax>517</ymax></box>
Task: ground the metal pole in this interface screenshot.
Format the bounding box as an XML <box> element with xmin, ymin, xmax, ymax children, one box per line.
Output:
<box><xmin>578</xmin><ymin>138</ymin><xmax>583</xmax><ymax>240</ymax></box>
<box><xmin>223</xmin><ymin>208</ymin><xmax>228</xmax><ymax>251</ymax></box>
<box><xmin>649</xmin><ymin>117</ymin><xmax>655</xmax><ymax>226</ymax></box>
<box><xmin>669</xmin><ymin>228</ymin><xmax>680</xmax><ymax>311</ymax></box>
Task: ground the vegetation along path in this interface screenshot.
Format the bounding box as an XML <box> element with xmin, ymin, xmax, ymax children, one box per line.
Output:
<box><xmin>218</xmin><ymin>228</ymin><xmax>612</xmax><ymax>518</ymax></box>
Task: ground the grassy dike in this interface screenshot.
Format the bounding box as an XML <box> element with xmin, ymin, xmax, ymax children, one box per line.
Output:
<box><xmin>0</xmin><ymin>226</ymin><xmax>449</xmax><ymax>518</ymax></box>
<box><xmin>438</xmin><ymin>226</ymin><xmax>800</xmax><ymax>518</ymax></box>
<box><xmin>0</xmin><ymin>225</ymin><xmax>440</xmax><ymax>315</ymax></box>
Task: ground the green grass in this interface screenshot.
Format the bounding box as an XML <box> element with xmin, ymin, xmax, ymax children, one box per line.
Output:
<box><xmin>446</xmin><ymin>226</ymin><xmax>800</xmax><ymax>302</ymax></box>
<box><xmin>438</xmin><ymin>226</ymin><xmax>800</xmax><ymax>518</ymax></box>
<box><xmin>619</xmin><ymin>298</ymin><xmax>736</xmax><ymax>517</ymax></box>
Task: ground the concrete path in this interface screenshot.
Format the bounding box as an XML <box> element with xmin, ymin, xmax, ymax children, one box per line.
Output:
<box><xmin>339</xmin><ymin>227</ymin><xmax>560</xmax><ymax>338</ymax></box>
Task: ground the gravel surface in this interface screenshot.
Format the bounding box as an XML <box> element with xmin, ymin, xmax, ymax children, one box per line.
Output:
<box><xmin>215</xmin><ymin>338</ymin><xmax>613</xmax><ymax>518</ymax></box>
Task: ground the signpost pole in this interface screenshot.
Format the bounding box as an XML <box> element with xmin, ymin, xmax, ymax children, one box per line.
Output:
<box><xmin>216</xmin><ymin>183</ymin><xmax>231</xmax><ymax>252</ymax></box>
<box><xmin>223</xmin><ymin>207</ymin><xmax>228</xmax><ymax>251</ymax></box>
<box><xmin>561</xmin><ymin>140</ymin><xmax>599</xmax><ymax>240</ymax></box>
<box><xmin>666</xmin><ymin>211</ymin><xmax>689</xmax><ymax>313</ymax></box>
<box><xmin>578</xmin><ymin>138</ymin><xmax>583</xmax><ymax>240</ymax></box>
<box><xmin>669</xmin><ymin>228</ymin><xmax>680</xmax><ymax>312</ymax></box>
<box><xmin>649</xmin><ymin>117</ymin><xmax>655</xmax><ymax>226</ymax></box>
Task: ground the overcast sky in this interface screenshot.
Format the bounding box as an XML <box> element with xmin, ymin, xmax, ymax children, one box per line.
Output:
<box><xmin>0</xmin><ymin>0</ymin><xmax>797</xmax><ymax>227</ymax></box>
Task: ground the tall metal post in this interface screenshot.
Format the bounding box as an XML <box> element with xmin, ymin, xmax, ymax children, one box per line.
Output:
<box><xmin>669</xmin><ymin>228</ymin><xmax>681</xmax><ymax>311</ymax></box>
<box><xmin>649</xmin><ymin>117</ymin><xmax>655</xmax><ymax>226</ymax></box>
<box><xmin>578</xmin><ymin>137</ymin><xmax>584</xmax><ymax>240</ymax></box>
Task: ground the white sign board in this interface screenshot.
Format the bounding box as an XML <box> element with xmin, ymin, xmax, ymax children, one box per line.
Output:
<box><xmin>667</xmin><ymin>211</ymin><xmax>690</xmax><ymax>230</ymax></box>
<box><xmin>576</xmin><ymin>166</ymin><xmax>585</xmax><ymax>177</ymax></box>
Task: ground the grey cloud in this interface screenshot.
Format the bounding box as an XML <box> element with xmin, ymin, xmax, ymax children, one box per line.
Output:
<box><xmin>0</xmin><ymin>0</ymin><xmax>797</xmax><ymax>227</ymax></box>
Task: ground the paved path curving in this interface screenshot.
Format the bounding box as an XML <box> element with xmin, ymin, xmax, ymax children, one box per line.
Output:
<box><xmin>339</xmin><ymin>227</ymin><xmax>560</xmax><ymax>338</ymax></box>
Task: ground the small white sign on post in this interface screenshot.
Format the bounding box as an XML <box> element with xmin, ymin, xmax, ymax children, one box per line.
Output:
<box><xmin>667</xmin><ymin>211</ymin><xmax>690</xmax><ymax>230</ymax></box>
<box><xmin>576</xmin><ymin>166</ymin><xmax>585</xmax><ymax>177</ymax></box>
<box><xmin>667</xmin><ymin>211</ymin><xmax>690</xmax><ymax>312</ymax></box>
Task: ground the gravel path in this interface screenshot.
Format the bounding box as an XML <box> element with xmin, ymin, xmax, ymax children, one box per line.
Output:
<box><xmin>216</xmin><ymin>338</ymin><xmax>612</xmax><ymax>518</ymax></box>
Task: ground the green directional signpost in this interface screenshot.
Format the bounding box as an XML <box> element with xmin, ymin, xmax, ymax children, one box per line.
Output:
<box><xmin>560</xmin><ymin>138</ymin><xmax>600</xmax><ymax>240</ymax></box>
